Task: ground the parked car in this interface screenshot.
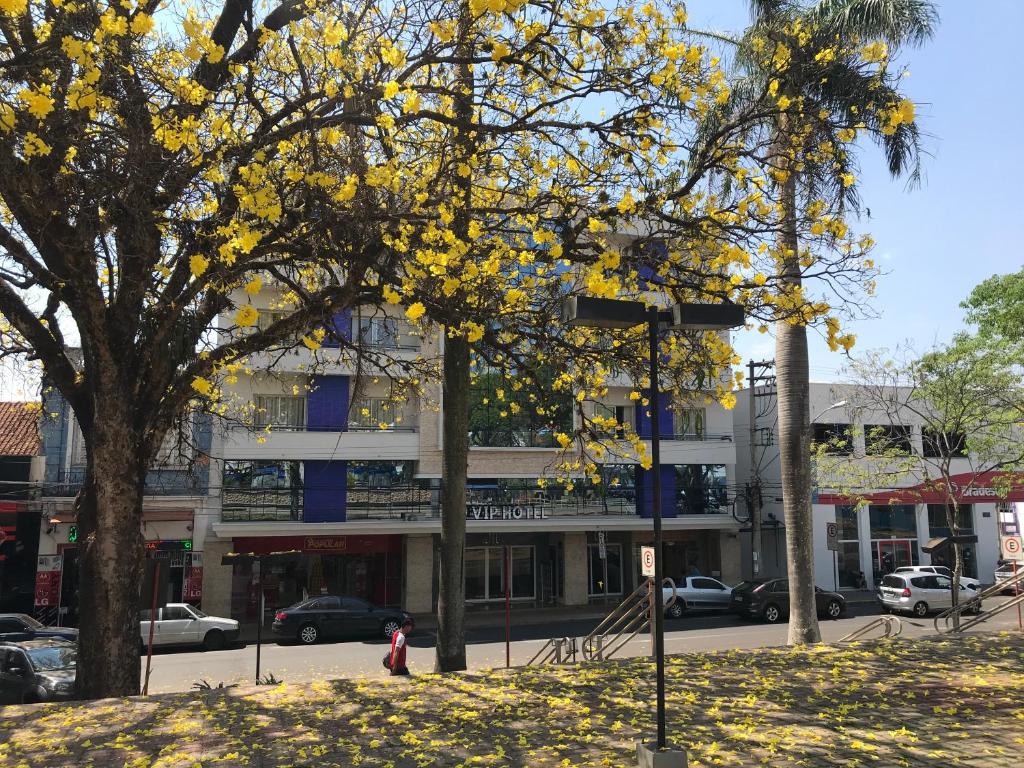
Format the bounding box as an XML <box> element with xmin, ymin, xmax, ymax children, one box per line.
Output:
<box><xmin>139</xmin><ymin>604</ymin><xmax>239</xmax><ymax>651</ymax></box>
<box><xmin>893</xmin><ymin>566</ymin><xmax>980</xmax><ymax>592</ymax></box>
<box><xmin>272</xmin><ymin>596</ymin><xmax>411</xmax><ymax>645</ymax></box>
<box><xmin>730</xmin><ymin>579</ymin><xmax>847</xmax><ymax>623</ymax></box>
<box><xmin>877</xmin><ymin>573</ymin><xmax>981</xmax><ymax>617</ymax></box>
<box><xmin>0</xmin><ymin>614</ymin><xmax>78</xmax><ymax>642</ymax></box>
<box><xmin>994</xmin><ymin>559</ymin><xmax>1022</xmax><ymax>594</ymax></box>
<box><xmin>662</xmin><ymin>576</ymin><xmax>733</xmax><ymax>618</ymax></box>
<box><xmin>0</xmin><ymin>638</ymin><xmax>77</xmax><ymax>704</ymax></box>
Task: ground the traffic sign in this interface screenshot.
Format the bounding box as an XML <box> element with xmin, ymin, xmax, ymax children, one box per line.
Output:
<box><xmin>1001</xmin><ymin>535</ymin><xmax>1023</xmax><ymax>561</ymax></box>
<box><xmin>826</xmin><ymin>522</ymin><xmax>839</xmax><ymax>552</ymax></box>
<box><xmin>641</xmin><ymin>546</ymin><xmax>656</xmax><ymax>577</ymax></box>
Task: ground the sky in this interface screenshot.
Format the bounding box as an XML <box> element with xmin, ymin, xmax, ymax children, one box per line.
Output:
<box><xmin>692</xmin><ymin>0</ymin><xmax>1024</xmax><ymax>381</ymax></box>
<box><xmin>1</xmin><ymin>1</ymin><xmax>1019</xmax><ymax>398</ymax></box>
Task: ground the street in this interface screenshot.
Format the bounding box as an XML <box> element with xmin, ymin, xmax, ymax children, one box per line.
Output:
<box><xmin>141</xmin><ymin>598</ymin><xmax>1024</xmax><ymax>694</ymax></box>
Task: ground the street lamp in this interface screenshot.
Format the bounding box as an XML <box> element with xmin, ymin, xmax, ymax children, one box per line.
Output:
<box><xmin>563</xmin><ymin>296</ymin><xmax>744</xmax><ymax>764</ymax></box>
<box><xmin>812</xmin><ymin>400</ymin><xmax>847</xmax><ymax>421</ymax></box>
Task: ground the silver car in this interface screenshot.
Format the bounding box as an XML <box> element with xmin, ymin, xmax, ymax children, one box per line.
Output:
<box><xmin>994</xmin><ymin>560</ymin><xmax>1022</xmax><ymax>594</ymax></box>
<box><xmin>878</xmin><ymin>573</ymin><xmax>981</xmax><ymax>617</ymax></box>
<box><xmin>893</xmin><ymin>565</ymin><xmax>980</xmax><ymax>591</ymax></box>
<box><xmin>662</xmin><ymin>576</ymin><xmax>733</xmax><ymax>618</ymax></box>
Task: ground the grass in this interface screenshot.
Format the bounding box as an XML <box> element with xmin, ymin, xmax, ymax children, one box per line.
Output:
<box><xmin>0</xmin><ymin>632</ymin><xmax>1022</xmax><ymax>767</ymax></box>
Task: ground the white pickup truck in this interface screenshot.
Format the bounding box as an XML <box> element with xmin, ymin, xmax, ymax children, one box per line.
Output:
<box><xmin>139</xmin><ymin>603</ymin><xmax>239</xmax><ymax>651</ymax></box>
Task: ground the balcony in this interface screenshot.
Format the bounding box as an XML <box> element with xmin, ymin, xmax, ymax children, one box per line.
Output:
<box><xmin>42</xmin><ymin>468</ymin><xmax>205</xmax><ymax>498</ymax></box>
<box><xmin>221</xmin><ymin>424</ymin><xmax>419</xmax><ymax>461</ymax></box>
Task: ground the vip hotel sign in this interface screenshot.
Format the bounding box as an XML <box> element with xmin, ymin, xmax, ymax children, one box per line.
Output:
<box><xmin>467</xmin><ymin>504</ymin><xmax>548</xmax><ymax>521</ymax></box>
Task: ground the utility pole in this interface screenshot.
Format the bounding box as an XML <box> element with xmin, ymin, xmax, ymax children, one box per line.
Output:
<box><xmin>748</xmin><ymin>360</ymin><xmax>775</xmax><ymax>580</ymax></box>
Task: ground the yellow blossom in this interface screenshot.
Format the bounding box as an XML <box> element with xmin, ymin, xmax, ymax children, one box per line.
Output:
<box><xmin>406</xmin><ymin>302</ymin><xmax>426</xmax><ymax>321</ymax></box>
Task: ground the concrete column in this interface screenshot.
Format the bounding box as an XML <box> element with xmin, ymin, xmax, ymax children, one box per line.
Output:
<box><xmin>201</xmin><ymin>537</ymin><xmax>233</xmax><ymax>618</ymax></box>
<box><xmin>718</xmin><ymin>532</ymin><xmax>742</xmax><ymax>585</ymax></box>
<box><xmin>404</xmin><ymin>534</ymin><xmax>434</xmax><ymax>614</ymax></box>
<box><xmin>563</xmin><ymin>532</ymin><xmax>589</xmax><ymax>606</ymax></box>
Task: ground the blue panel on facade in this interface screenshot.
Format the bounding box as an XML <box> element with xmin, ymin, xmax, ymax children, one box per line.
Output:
<box><xmin>323</xmin><ymin>308</ymin><xmax>352</xmax><ymax>348</ymax></box>
<box><xmin>307</xmin><ymin>375</ymin><xmax>349</xmax><ymax>432</ymax></box>
<box><xmin>635</xmin><ymin>465</ymin><xmax>677</xmax><ymax>518</ymax></box>
<box><xmin>634</xmin><ymin>390</ymin><xmax>674</xmax><ymax>439</ymax></box>
<box><xmin>303</xmin><ymin>460</ymin><xmax>347</xmax><ymax>522</ymax></box>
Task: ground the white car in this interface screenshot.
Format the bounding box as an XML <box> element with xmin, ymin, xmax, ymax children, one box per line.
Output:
<box><xmin>139</xmin><ymin>604</ymin><xmax>239</xmax><ymax>651</ymax></box>
<box><xmin>893</xmin><ymin>565</ymin><xmax>980</xmax><ymax>591</ymax></box>
<box><xmin>662</xmin><ymin>576</ymin><xmax>733</xmax><ymax>618</ymax></box>
<box><xmin>878</xmin><ymin>573</ymin><xmax>981</xmax><ymax>617</ymax></box>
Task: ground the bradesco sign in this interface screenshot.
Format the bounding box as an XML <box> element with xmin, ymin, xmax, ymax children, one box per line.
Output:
<box><xmin>466</xmin><ymin>504</ymin><xmax>548</xmax><ymax>521</ymax></box>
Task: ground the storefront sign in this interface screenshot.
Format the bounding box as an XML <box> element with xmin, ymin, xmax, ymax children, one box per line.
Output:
<box><xmin>467</xmin><ymin>504</ymin><xmax>547</xmax><ymax>521</ymax></box>
<box><xmin>816</xmin><ymin>471</ymin><xmax>1024</xmax><ymax>506</ymax></box>
<box><xmin>304</xmin><ymin>537</ymin><xmax>349</xmax><ymax>552</ymax></box>
<box><xmin>34</xmin><ymin>555</ymin><xmax>62</xmax><ymax>607</ymax></box>
<box><xmin>233</xmin><ymin>535</ymin><xmax>403</xmax><ymax>555</ymax></box>
<box><xmin>183</xmin><ymin>552</ymin><xmax>204</xmax><ymax>601</ymax></box>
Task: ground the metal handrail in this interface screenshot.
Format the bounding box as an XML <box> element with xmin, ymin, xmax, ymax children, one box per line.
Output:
<box><xmin>528</xmin><ymin>636</ymin><xmax>577</xmax><ymax>666</ymax></box>
<box><xmin>934</xmin><ymin>568</ymin><xmax>1024</xmax><ymax>634</ymax></box>
<box><xmin>580</xmin><ymin>578</ymin><xmax>677</xmax><ymax>662</ymax></box>
<box><xmin>838</xmin><ymin>615</ymin><xmax>903</xmax><ymax>644</ymax></box>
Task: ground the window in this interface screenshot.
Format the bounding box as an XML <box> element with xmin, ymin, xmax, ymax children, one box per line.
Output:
<box><xmin>342</xmin><ymin>597</ymin><xmax>371</xmax><ymax>611</ymax></box>
<box><xmin>593</xmin><ymin>404</ymin><xmax>633</xmax><ymax>439</ymax></box>
<box><xmin>865</xmin><ymin>424</ymin><xmax>913</xmax><ymax>455</ymax></box>
<box><xmin>922</xmin><ymin>429</ymin><xmax>967</xmax><ymax>458</ymax></box>
<box><xmin>0</xmin><ymin>618</ymin><xmax>25</xmax><ymax>633</ymax></box>
<box><xmin>836</xmin><ymin>506</ymin><xmax>859</xmax><ymax>540</ymax></box>
<box><xmin>927</xmin><ymin>504</ymin><xmax>973</xmax><ymax>534</ymax></box>
<box><xmin>910</xmin><ymin>576</ymin><xmax>933</xmax><ymax>589</ymax></box>
<box><xmin>588</xmin><ymin>543</ymin><xmax>623</xmax><ymax>596</ymax></box>
<box><xmin>306</xmin><ymin>597</ymin><xmax>340</xmax><ymax>610</ymax></box>
<box><xmin>880</xmin><ymin>575</ymin><xmax>905</xmax><ymax>589</ymax></box>
<box><xmin>692</xmin><ymin>578</ymin><xmax>726</xmax><ymax>591</ymax></box>
<box><xmin>673</xmin><ymin>408</ymin><xmax>705</xmax><ymax>440</ymax></box>
<box><xmin>465</xmin><ymin>546</ymin><xmax>535</xmax><ymax>601</ymax></box>
<box><xmin>349</xmin><ymin>398</ymin><xmax>397</xmax><ymax>430</ymax></box>
<box><xmin>69</xmin><ymin>417</ymin><xmax>87</xmax><ymax>466</ymax></box>
<box><xmin>673</xmin><ymin>464</ymin><xmax>728</xmax><ymax>514</ymax></box>
<box><xmin>355</xmin><ymin>316</ymin><xmax>400</xmax><ymax>348</ymax></box>
<box><xmin>257</xmin><ymin>310</ymin><xmax>291</xmax><ymax>333</ymax></box>
<box><xmin>868</xmin><ymin>505</ymin><xmax>917</xmax><ymax>539</ymax></box>
<box><xmin>346</xmin><ymin>461</ymin><xmax>413</xmax><ymax>487</ymax></box>
<box><xmin>812</xmin><ymin>423</ymin><xmax>853</xmax><ymax>455</ymax></box>
<box><xmin>255</xmin><ymin>395</ymin><xmax>306</xmax><ymax>429</ymax></box>
<box><xmin>771</xmin><ymin>580</ymin><xmax>789</xmax><ymax>593</ymax></box>
<box><xmin>162</xmin><ymin>606</ymin><xmax>190</xmax><ymax>620</ymax></box>
<box><xmin>225</xmin><ymin>460</ymin><xmax>303</xmax><ymax>491</ymax></box>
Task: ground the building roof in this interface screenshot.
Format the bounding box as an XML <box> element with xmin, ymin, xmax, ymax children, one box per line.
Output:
<box><xmin>0</xmin><ymin>402</ymin><xmax>41</xmax><ymax>457</ymax></box>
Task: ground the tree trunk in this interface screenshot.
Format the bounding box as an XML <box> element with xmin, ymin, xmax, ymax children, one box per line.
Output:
<box><xmin>774</xmin><ymin>129</ymin><xmax>821</xmax><ymax>645</ymax></box>
<box><xmin>74</xmin><ymin>414</ymin><xmax>147</xmax><ymax>698</ymax></box>
<box><xmin>435</xmin><ymin>330</ymin><xmax>470</xmax><ymax>672</ymax></box>
<box><xmin>946</xmin><ymin>494</ymin><xmax>962</xmax><ymax>630</ymax></box>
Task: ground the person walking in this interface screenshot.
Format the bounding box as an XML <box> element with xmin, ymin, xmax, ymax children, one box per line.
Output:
<box><xmin>389</xmin><ymin>618</ymin><xmax>414</xmax><ymax>676</ymax></box>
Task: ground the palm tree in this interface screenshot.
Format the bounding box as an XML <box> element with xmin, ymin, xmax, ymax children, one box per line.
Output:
<box><xmin>704</xmin><ymin>0</ymin><xmax>937</xmax><ymax>643</ymax></box>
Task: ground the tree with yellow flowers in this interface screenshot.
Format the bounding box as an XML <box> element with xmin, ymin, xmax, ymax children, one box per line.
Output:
<box><xmin>0</xmin><ymin>0</ymin><xmax>432</xmax><ymax>698</ymax></box>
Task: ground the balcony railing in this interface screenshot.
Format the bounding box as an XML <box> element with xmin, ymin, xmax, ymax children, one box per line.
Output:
<box><xmin>222</xmin><ymin>488</ymin><xmax>303</xmax><ymax>522</ymax></box>
<box><xmin>468</xmin><ymin>427</ymin><xmax>564</xmax><ymax>449</ymax></box>
<box><xmin>238</xmin><ymin>423</ymin><xmax>418</xmax><ymax>433</ymax></box>
<box><xmin>43</xmin><ymin>468</ymin><xmax>204</xmax><ymax>498</ymax></box>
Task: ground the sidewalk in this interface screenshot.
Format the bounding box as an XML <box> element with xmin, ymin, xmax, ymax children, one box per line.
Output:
<box><xmin>237</xmin><ymin>591</ymin><xmax>882</xmax><ymax>642</ymax></box>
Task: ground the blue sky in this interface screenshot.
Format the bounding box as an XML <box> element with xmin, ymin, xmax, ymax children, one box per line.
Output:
<box><xmin>693</xmin><ymin>1</ymin><xmax>1024</xmax><ymax>380</ymax></box>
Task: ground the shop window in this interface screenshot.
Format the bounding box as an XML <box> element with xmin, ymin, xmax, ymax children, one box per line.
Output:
<box><xmin>865</xmin><ymin>424</ymin><xmax>913</xmax><ymax>456</ymax></box>
<box><xmin>837</xmin><ymin>541</ymin><xmax>864</xmax><ymax>589</ymax></box>
<box><xmin>836</xmin><ymin>505</ymin><xmax>859</xmax><ymax>540</ymax></box>
<box><xmin>465</xmin><ymin>546</ymin><xmax>535</xmax><ymax>601</ymax></box>
<box><xmin>588</xmin><ymin>543</ymin><xmax>623</xmax><ymax>596</ymax></box>
<box><xmin>812</xmin><ymin>423</ymin><xmax>853</xmax><ymax>455</ymax></box>
<box><xmin>673</xmin><ymin>408</ymin><xmax>705</xmax><ymax>440</ymax></box>
<box><xmin>868</xmin><ymin>505</ymin><xmax>917</xmax><ymax>539</ymax></box>
<box><xmin>927</xmin><ymin>504</ymin><xmax>973</xmax><ymax>534</ymax></box>
<box><xmin>922</xmin><ymin>429</ymin><xmax>967</xmax><ymax>458</ymax></box>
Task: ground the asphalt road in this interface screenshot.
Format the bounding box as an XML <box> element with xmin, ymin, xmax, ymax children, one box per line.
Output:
<box><xmin>142</xmin><ymin>598</ymin><xmax>1024</xmax><ymax>694</ymax></box>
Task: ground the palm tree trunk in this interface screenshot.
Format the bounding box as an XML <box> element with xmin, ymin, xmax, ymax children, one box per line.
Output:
<box><xmin>774</xmin><ymin>128</ymin><xmax>821</xmax><ymax>645</ymax></box>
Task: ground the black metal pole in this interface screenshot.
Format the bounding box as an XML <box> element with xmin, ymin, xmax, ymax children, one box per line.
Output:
<box><xmin>647</xmin><ymin>306</ymin><xmax>667</xmax><ymax>750</ymax></box>
<box><xmin>255</xmin><ymin>558</ymin><xmax>263</xmax><ymax>684</ymax></box>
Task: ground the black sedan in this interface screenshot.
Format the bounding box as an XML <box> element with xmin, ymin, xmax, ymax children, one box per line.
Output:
<box><xmin>731</xmin><ymin>579</ymin><xmax>847</xmax><ymax>624</ymax></box>
<box><xmin>0</xmin><ymin>614</ymin><xmax>78</xmax><ymax>642</ymax></box>
<box><xmin>272</xmin><ymin>596</ymin><xmax>411</xmax><ymax>645</ymax></box>
<box><xmin>0</xmin><ymin>638</ymin><xmax>77</xmax><ymax>704</ymax></box>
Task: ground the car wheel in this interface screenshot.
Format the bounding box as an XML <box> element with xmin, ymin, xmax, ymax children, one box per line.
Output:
<box><xmin>826</xmin><ymin>600</ymin><xmax>843</xmax><ymax>620</ymax></box>
<box><xmin>667</xmin><ymin>601</ymin><xmax>686</xmax><ymax>619</ymax></box>
<box><xmin>298</xmin><ymin>623</ymin><xmax>319</xmax><ymax>645</ymax></box>
<box><xmin>203</xmin><ymin>629</ymin><xmax>226</xmax><ymax>651</ymax></box>
<box><xmin>763</xmin><ymin>603</ymin><xmax>782</xmax><ymax>624</ymax></box>
<box><xmin>382</xmin><ymin>619</ymin><xmax>401</xmax><ymax>639</ymax></box>
<box><xmin>913</xmin><ymin>601</ymin><xmax>929</xmax><ymax>617</ymax></box>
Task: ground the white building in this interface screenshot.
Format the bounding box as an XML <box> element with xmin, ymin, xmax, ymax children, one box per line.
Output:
<box><xmin>735</xmin><ymin>381</ymin><xmax>1016</xmax><ymax>591</ymax></box>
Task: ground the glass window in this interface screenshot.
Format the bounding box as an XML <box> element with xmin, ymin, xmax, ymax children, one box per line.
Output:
<box><xmin>349</xmin><ymin>398</ymin><xmax>399</xmax><ymax>430</ymax></box>
<box><xmin>593</xmin><ymin>404</ymin><xmax>633</xmax><ymax>439</ymax></box>
<box><xmin>927</xmin><ymin>504</ymin><xmax>973</xmax><ymax>534</ymax></box>
<box><xmin>465</xmin><ymin>548</ymin><xmax>486</xmax><ymax>601</ymax></box>
<box><xmin>341</xmin><ymin>598</ymin><xmax>371</xmax><ymax>611</ymax></box>
<box><xmin>673</xmin><ymin>408</ymin><xmax>705</xmax><ymax>440</ymax></box>
<box><xmin>812</xmin><ymin>423</ymin><xmax>853</xmax><ymax>455</ymax></box>
<box><xmin>512</xmin><ymin>546</ymin><xmax>535</xmax><ymax>599</ymax></box>
<box><xmin>692</xmin><ymin>578</ymin><xmax>725</xmax><ymax>590</ymax></box>
<box><xmin>771</xmin><ymin>580</ymin><xmax>789</xmax><ymax>593</ymax></box>
<box><xmin>869</xmin><ymin>505</ymin><xmax>917</xmax><ymax>539</ymax></box>
<box><xmin>922</xmin><ymin>429</ymin><xmax>967</xmax><ymax>458</ymax></box>
<box><xmin>356</xmin><ymin>316</ymin><xmax>400</xmax><ymax>348</ymax></box>
<box><xmin>674</xmin><ymin>465</ymin><xmax>728</xmax><ymax>514</ymax></box>
<box><xmin>163</xmin><ymin>606</ymin><xmax>189</xmax><ymax>620</ymax></box>
<box><xmin>880</xmin><ymin>575</ymin><xmax>905</xmax><ymax>589</ymax></box>
<box><xmin>25</xmin><ymin>646</ymin><xmax>76</xmax><ymax>671</ymax></box>
<box><xmin>255</xmin><ymin>395</ymin><xmax>306</xmax><ymax>429</ymax></box>
<box><xmin>588</xmin><ymin>543</ymin><xmax>623</xmax><ymax>596</ymax></box>
<box><xmin>836</xmin><ymin>506</ymin><xmax>859</xmax><ymax>540</ymax></box>
<box><xmin>837</xmin><ymin>541</ymin><xmax>863</xmax><ymax>589</ymax></box>
<box><xmin>935</xmin><ymin>575</ymin><xmax>952</xmax><ymax>589</ymax></box>
<box><xmin>346</xmin><ymin>461</ymin><xmax>413</xmax><ymax>487</ymax></box>
<box><xmin>865</xmin><ymin>424</ymin><xmax>913</xmax><ymax>455</ymax></box>
<box><xmin>910</xmin><ymin>576</ymin><xmax>932</xmax><ymax>589</ymax></box>
<box><xmin>487</xmin><ymin>549</ymin><xmax>505</xmax><ymax>598</ymax></box>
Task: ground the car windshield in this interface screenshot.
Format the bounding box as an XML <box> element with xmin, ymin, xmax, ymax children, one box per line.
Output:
<box><xmin>189</xmin><ymin>607</ymin><xmax>207</xmax><ymax>618</ymax></box>
<box><xmin>13</xmin><ymin>615</ymin><xmax>44</xmax><ymax>629</ymax></box>
<box><xmin>26</xmin><ymin>646</ymin><xmax>77</xmax><ymax>671</ymax></box>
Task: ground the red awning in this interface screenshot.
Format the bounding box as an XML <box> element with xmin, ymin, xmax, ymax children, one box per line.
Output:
<box><xmin>817</xmin><ymin>471</ymin><xmax>1024</xmax><ymax>506</ymax></box>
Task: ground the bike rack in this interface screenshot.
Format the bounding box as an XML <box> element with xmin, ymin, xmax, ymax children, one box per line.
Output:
<box><xmin>528</xmin><ymin>578</ymin><xmax>677</xmax><ymax>666</ymax></box>
<box><xmin>838</xmin><ymin>614</ymin><xmax>903</xmax><ymax>644</ymax></box>
<box><xmin>934</xmin><ymin>568</ymin><xmax>1024</xmax><ymax>634</ymax></box>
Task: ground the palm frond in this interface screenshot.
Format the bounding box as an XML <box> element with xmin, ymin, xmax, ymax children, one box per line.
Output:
<box><xmin>807</xmin><ymin>0</ymin><xmax>939</xmax><ymax>47</ymax></box>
